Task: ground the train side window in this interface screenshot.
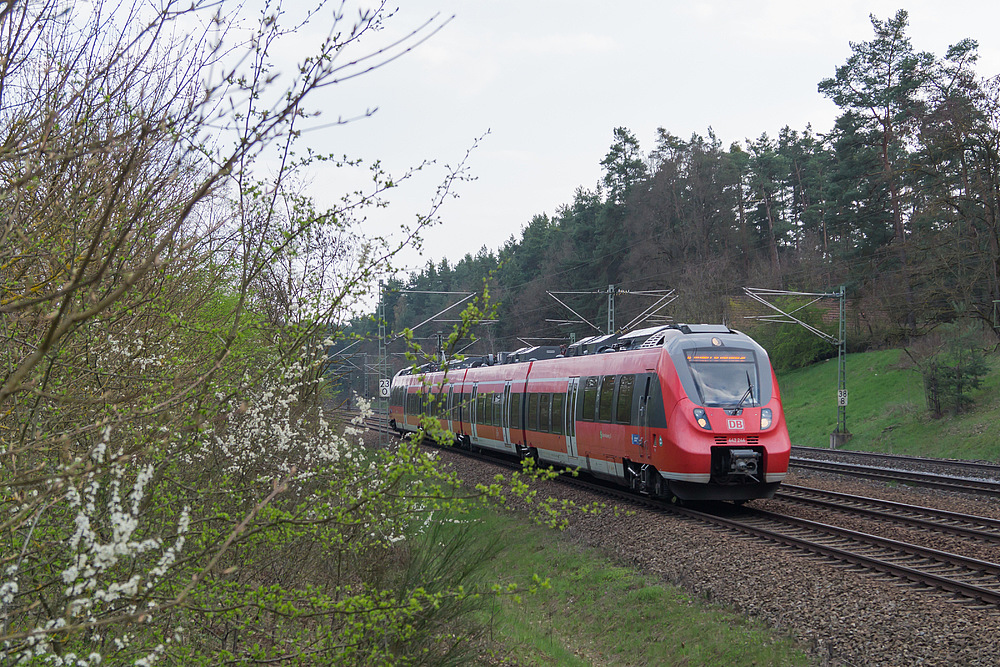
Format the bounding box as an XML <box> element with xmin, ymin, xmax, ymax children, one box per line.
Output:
<box><xmin>616</xmin><ymin>375</ymin><xmax>635</xmax><ymax>424</ymax></box>
<box><xmin>598</xmin><ymin>375</ymin><xmax>616</xmax><ymax>422</ymax></box>
<box><xmin>509</xmin><ymin>393</ymin><xmax>522</xmax><ymax>429</ymax></box>
<box><xmin>527</xmin><ymin>393</ymin><xmax>539</xmax><ymax>431</ymax></box>
<box><xmin>581</xmin><ymin>377</ymin><xmax>598</xmax><ymax>421</ymax></box>
<box><xmin>539</xmin><ymin>393</ymin><xmax>551</xmax><ymax>433</ymax></box>
<box><xmin>476</xmin><ymin>393</ymin><xmax>486</xmax><ymax>425</ymax></box>
<box><xmin>492</xmin><ymin>393</ymin><xmax>502</xmax><ymax>426</ymax></box>
<box><xmin>551</xmin><ymin>393</ymin><xmax>564</xmax><ymax>435</ymax></box>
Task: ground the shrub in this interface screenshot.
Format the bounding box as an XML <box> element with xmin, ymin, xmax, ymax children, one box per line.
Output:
<box><xmin>741</xmin><ymin>299</ymin><xmax>837</xmax><ymax>373</ymax></box>
<box><xmin>909</xmin><ymin>324</ymin><xmax>990</xmax><ymax>418</ymax></box>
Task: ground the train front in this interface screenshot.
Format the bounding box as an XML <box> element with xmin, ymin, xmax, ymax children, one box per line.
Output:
<box><xmin>659</xmin><ymin>327</ymin><xmax>790</xmax><ymax>502</ymax></box>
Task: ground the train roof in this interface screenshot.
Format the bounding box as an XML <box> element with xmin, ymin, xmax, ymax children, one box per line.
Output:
<box><xmin>392</xmin><ymin>324</ymin><xmax>745</xmax><ymax>377</ymax></box>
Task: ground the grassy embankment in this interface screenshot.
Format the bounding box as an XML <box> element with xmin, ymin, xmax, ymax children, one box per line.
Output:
<box><xmin>778</xmin><ymin>347</ymin><xmax>1000</xmax><ymax>460</ymax></box>
<box><xmin>465</xmin><ymin>508</ymin><xmax>808</xmax><ymax>666</ymax></box>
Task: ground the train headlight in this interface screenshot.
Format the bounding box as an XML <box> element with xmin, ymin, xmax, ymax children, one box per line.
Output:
<box><xmin>693</xmin><ymin>408</ymin><xmax>712</xmax><ymax>430</ymax></box>
<box><xmin>760</xmin><ymin>408</ymin><xmax>773</xmax><ymax>430</ymax></box>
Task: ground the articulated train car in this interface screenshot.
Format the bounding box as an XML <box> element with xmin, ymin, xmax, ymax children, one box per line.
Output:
<box><xmin>388</xmin><ymin>324</ymin><xmax>790</xmax><ymax>502</ymax></box>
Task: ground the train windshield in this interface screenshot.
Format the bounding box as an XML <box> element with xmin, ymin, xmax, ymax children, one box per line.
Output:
<box><xmin>684</xmin><ymin>349</ymin><xmax>760</xmax><ymax>407</ymax></box>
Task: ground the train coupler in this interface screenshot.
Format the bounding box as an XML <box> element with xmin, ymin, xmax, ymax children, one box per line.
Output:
<box><xmin>712</xmin><ymin>447</ymin><xmax>763</xmax><ymax>484</ymax></box>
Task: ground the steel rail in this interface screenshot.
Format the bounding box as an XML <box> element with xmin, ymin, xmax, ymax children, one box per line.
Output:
<box><xmin>792</xmin><ymin>445</ymin><xmax>1000</xmax><ymax>478</ymax></box>
<box><xmin>676</xmin><ymin>504</ymin><xmax>1000</xmax><ymax>606</ymax></box>
<box><xmin>789</xmin><ymin>458</ymin><xmax>1000</xmax><ymax>497</ymax></box>
<box><xmin>776</xmin><ymin>484</ymin><xmax>1000</xmax><ymax>542</ymax></box>
<box><xmin>560</xmin><ymin>475</ymin><xmax>1000</xmax><ymax>606</ymax></box>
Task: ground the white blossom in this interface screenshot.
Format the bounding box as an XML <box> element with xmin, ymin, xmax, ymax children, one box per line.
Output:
<box><xmin>0</xmin><ymin>579</ymin><xmax>18</xmax><ymax>604</ymax></box>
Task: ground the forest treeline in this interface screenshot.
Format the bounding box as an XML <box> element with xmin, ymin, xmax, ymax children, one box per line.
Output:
<box><xmin>372</xmin><ymin>10</ymin><xmax>1000</xmax><ymax>370</ymax></box>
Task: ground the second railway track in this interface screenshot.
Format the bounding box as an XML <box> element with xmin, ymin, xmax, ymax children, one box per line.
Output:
<box><xmin>554</xmin><ymin>470</ymin><xmax>1000</xmax><ymax>609</ymax></box>
<box><xmin>789</xmin><ymin>456</ymin><xmax>1000</xmax><ymax>497</ymax></box>
<box><xmin>775</xmin><ymin>484</ymin><xmax>1000</xmax><ymax>543</ymax></box>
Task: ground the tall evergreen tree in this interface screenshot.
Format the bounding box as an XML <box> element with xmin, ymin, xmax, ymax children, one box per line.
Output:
<box><xmin>601</xmin><ymin>127</ymin><xmax>649</xmax><ymax>205</ymax></box>
<box><xmin>745</xmin><ymin>132</ymin><xmax>790</xmax><ymax>279</ymax></box>
<box><xmin>818</xmin><ymin>9</ymin><xmax>935</xmax><ymax>332</ymax></box>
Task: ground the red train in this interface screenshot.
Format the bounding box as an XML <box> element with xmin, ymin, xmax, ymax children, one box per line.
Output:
<box><xmin>388</xmin><ymin>324</ymin><xmax>790</xmax><ymax>502</ymax></box>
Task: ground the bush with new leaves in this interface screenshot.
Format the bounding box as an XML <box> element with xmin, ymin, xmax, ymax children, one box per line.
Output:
<box><xmin>1</xmin><ymin>2</ymin><xmax>543</xmax><ymax>664</ymax></box>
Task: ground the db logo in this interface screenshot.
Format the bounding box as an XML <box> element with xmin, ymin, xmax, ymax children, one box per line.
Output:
<box><xmin>727</xmin><ymin>419</ymin><xmax>745</xmax><ymax>430</ymax></box>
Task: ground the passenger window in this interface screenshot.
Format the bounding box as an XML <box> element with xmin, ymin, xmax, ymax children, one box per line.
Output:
<box><xmin>539</xmin><ymin>393</ymin><xmax>551</xmax><ymax>433</ymax></box>
<box><xmin>581</xmin><ymin>377</ymin><xmax>598</xmax><ymax>421</ymax></box>
<box><xmin>616</xmin><ymin>375</ymin><xmax>634</xmax><ymax>424</ymax></box>
<box><xmin>527</xmin><ymin>393</ymin><xmax>539</xmax><ymax>431</ymax></box>
<box><xmin>551</xmin><ymin>393</ymin><xmax>564</xmax><ymax>435</ymax></box>
<box><xmin>509</xmin><ymin>393</ymin><xmax>522</xmax><ymax>429</ymax></box>
<box><xmin>598</xmin><ymin>375</ymin><xmax>615</xmax><ymax>422</ymax></box>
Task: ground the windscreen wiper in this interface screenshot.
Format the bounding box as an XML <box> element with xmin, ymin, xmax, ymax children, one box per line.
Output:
<box><xmin>737</xmin><ymin>371</ymin><xmax>754</xmax><ymax>408</ymax></box>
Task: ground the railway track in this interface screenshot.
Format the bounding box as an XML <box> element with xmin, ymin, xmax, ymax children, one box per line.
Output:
<box><xmin>364</xmin><ymin>415</ymin><xmax>1000</xmax><ymax>607</ymax></box>
<box><xmin>775</xmin><ymin>484</ymin><xmax>1000</xmax><ymax>543</ymax></box>
<box><xmin>556</xmin><ymin>473</ymin><xmax>1000</xmax><ymax>608</ymax></box>
<box><xmin>789</xmin><ymin>457</ymin><xmax>1000</xmax><ymax>497</ymax></box>
<box><xmin>792</xmin><ymin>445</ymin><xmax>1000</xmax><ymax>478</ymax></box>
<box><xmin>692</xmin><ymin>503</ymin><xmax>1000</xmax><ymax>608</ymax></box>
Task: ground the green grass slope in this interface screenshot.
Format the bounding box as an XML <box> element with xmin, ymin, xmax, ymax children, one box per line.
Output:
<box><xmin>472</xmin><ymin>510</ymin><xmax>808</xmax><ymax>666</ymax></box>
<box><xmin>777</xmin><ymin>348</ymin><xmax>1000</xmax><ymax>461</ymax></box>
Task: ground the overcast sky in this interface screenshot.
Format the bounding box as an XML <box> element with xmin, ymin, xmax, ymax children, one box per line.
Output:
<box><xmin>298</xmin><ymin>2</ymin><xmax>1000</xmax><ymax>275</ymax></box>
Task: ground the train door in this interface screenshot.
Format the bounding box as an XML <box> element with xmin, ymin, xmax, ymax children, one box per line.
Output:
<box><xmin>565</xmin><ymin>377</ymin><xmax>580</xmax><ymax>460</ymax></box>
<box><xmin>502</xmin><ymin>381</ymin><xmax>512</xmax><ymax>445</ymax></box>
<box><xmin>470</xmin><ymin>383</ymin><xmax>479</xmax><ymax>442</ymax></box>
<box><xmin>638</xmin><ymin>375</ymin><xmax>652</xmax><ymax>458</ymax></box>
<box><xmin>446</xmin><ymin>385</ymin><xmax>454</xmax><ymax>432</ymax></box>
